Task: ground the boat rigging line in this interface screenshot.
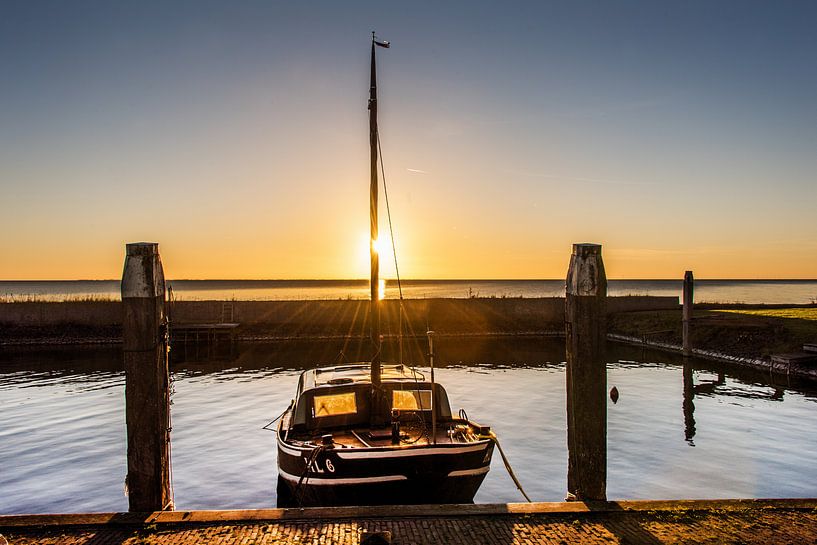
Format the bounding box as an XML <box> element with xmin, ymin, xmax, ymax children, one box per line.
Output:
<box><xmin>376</xmin><ymin>129</ymin><xmax>403</xmax><ymax>302</ymax></box>
<box><xmin>376</xmin><ymin>128</ymin><xmax>406</xmax><ymax>365</ymax></box>
<box><xmin>261</xmin><ymin>407</ymin><xmax>289</xmax><ymax>431</ymax></box>
<box><xmin>427</xmin><ymin>330</ymin><xmax>437</xmax><ymax>445</ymax></box>
<box><xmin>377</xmin><ymin>121</ymin><xmax>433</xmax><ymax>442</ymax></box>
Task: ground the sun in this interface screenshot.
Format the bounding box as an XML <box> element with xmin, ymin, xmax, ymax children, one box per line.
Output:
<box><xmin>358</xmin><ymin>233</ymin><xmax>395</xmax><ymax>278</ymax></box>
<box><xmin>372</xmin><ymin>236</ymin><xmax>393</xmax><ymax>258</ymax></box>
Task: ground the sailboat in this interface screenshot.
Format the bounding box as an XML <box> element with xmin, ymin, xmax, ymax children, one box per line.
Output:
<box><xmin>275</xmin><ymin>35</ymin><xmax>495</xmax><ymax>507</ymax></box>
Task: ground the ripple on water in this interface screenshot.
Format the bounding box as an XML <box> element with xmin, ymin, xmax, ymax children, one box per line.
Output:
<box><xmin>1</xmin><ymin>342</ymin><xmax>816</xmax><ymax>513</ymax></box>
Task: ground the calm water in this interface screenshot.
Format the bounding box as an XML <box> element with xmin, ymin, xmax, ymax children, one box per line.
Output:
<box><xmin>1</xmin><ymin>338</ymin><xmax>816</xmax><ymax>515</ymax></box>
<box><xmin>2</xmin><ymin>279</ymin><xmax>817</xmax><ymax>303</ymax></box>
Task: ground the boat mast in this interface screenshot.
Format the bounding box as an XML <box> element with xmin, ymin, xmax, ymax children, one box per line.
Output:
<box><xmin>369</xmin><ymin>32</ymin><xmax>381</xmax><ymax>387</ymax></box>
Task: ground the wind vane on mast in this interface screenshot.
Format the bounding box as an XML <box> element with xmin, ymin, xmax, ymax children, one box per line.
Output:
<box><xmin>373</xmin><ymin>31</ymin><xmax>390</xmax><ymax>48</ymax></box>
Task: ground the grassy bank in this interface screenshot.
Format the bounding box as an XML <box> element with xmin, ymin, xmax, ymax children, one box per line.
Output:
<box><xmin>609</xmin><ymin>306</ymin><xmax>817</xmax><ymax>359</ymax></box>
<box><xmin>3</xmin><ymin>299</ymin><xmax>815</xmax><ymax>363</ymax></box>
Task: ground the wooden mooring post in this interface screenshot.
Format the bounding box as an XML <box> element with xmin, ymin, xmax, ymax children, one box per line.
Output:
<box><xmin>565</xmin><ymin>243</ymin><xmax>607</xmax><ymax>501</ymax></box>
<box><xmin>122</xmin><ymin>242</ymin><xmax>173</xmax><ymax>512</ymax></box>
<box><xmin>683</xmin><ymin>270</ymin><xmax>694</xmax><ymax>357</ymax></box>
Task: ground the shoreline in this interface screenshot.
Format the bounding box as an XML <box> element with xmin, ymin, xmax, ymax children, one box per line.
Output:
<box><xmin>2</xmin><ymin>298</ymin><xmax>816</xmax><ymax>381</ymax></box>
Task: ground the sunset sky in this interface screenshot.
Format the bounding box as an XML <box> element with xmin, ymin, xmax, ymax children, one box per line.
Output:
<box><xmin>2</xmin><ymin>1</ymin><xmax>816</xmax><ymax>280</ymax></box>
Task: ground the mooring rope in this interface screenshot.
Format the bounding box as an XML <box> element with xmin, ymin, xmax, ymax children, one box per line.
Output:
<box><xmin>294</xmin><ymin>444</ymin><xmax>326</xmax><ymax>506</ymax></box>
<box><xmin>488</xmin><ymin>431</ymin><xmax>532</xmax><ymax>502</ymax></box>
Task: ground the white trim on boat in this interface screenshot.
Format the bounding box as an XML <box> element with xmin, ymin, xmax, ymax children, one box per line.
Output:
<box><xmin>335</xmin><ymin>443</ymin><xmax>488</xmax><ymax>460</ymax></box>
<box><xmin>278</xmin><ymin>469</ymin><xmax>408</xmax><ymax>486</ymax></box>
<box><xmin>350</xmin><ymin>429</ymin><xmax>373</xmax><ymax>448</ymax></box>
<box><xmin>447</xmin><ymin>466</ymin><xmax>490</xmax><ymax>478</ymax></box>
<box><xmin>278</xmin><ymin>442</ymin><xmax>307</xmax><ymax>457</ymax></box>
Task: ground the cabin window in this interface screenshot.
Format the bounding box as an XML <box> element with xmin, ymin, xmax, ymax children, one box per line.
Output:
<box><xmin>392</xmin><ymin>389</ymin><xmax>432</xmax><ymax>411</ymax></box>
<box><xmin>313</xmin><ymin>392</ymin><xmax>357</xmax><ymax>417</ymax></box>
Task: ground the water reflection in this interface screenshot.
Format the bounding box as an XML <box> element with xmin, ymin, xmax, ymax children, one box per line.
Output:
<box><xmin>0</xmin><ymin>347</ymin><xmax>123</xmax><ymax>394</ymax></box>
<box><xmin>682</xmin><ymin>364</ymin><xmax>726</xmax><ymax>445</ymax></box>
<box><xmin>680</xmin><ymin>358</ymin><xmax>798</xmax><ymax>446</ymax></box>
<box><xmin>2</xmin><ymin>339</ymin><xmax>817</xmax><ymax>513</ymax></box>
<box><xmin>167</xmin><ymin>335</ymin><xmax>565</xmax><ymax>373</ymax></box>
<box><xmin>682</xmin><ymin>363</ymin><xmax>696</xmax><ymax>444</ymax></box>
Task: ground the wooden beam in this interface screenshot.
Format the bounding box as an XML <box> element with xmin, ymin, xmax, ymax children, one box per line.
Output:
<box><xmin>3</xmin><ymin>499</ymin><xmax>817</xmax><ymax>528</ymax></box>
<box><xmin>121</xmin><ymin>242</ymin><xmax>173</xmax><ymax>512</ymax></box>
<box><xmin>683</xmin><ymin>271</ymin><xmax>694</xmax><ymax>356</ymax></box>
<box><xmin>565</xmin><ymin>243</ymin><xmax>607</xmax><ymax>501</ymax></box>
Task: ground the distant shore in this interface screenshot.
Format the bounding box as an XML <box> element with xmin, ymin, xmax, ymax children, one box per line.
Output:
<box><xmin>0</xmin><ymin>295</ymin><xmax>672</xmax><ymax>343</ymax></box>
<box><xmin>2</xmin><ymin>278</ymin><xmax>817</xmax><ymax>304</ymax></box>
<box><xmin>2</xmin><ymin>297</ymin><xmax>816</xmax><ymax>381</ymax></box>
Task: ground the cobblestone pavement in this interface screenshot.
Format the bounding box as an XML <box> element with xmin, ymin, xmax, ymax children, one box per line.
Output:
<box><xmin>3</xmin><ymin>508</ymin><xmax>817</xmax><ymax>545</ymax></box>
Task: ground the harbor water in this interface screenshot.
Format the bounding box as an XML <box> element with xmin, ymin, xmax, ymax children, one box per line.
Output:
<box><xmin>1</xmin><ymin>338</ymin><xmax>816</xmax><ymax>514</ymax></box>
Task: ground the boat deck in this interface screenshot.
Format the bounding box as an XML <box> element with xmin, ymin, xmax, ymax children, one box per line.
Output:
<box><xmin>289</xmin><ymin>422</ymin><xmax>481</xmax><ymax>449</ymax></box>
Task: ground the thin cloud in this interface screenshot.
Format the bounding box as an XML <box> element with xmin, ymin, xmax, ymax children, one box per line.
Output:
<box><xmin>508</xmin><ymin>171</ymin><xmax>655</xmax><ymax>187</ymax></box>
<box><xmin>406</xmin><ymin>168</ymin><xmax>428</xmax><ymax>174</ymax></box>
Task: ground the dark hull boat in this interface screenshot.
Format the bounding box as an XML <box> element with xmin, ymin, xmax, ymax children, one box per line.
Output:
<box><xmin>275</xmin><ymin>35</ymin><xmax>495</xmax><ymax>507</ymax></box>
<box><xmin>276</xmin><ymin>364</ymin><xmax>494</xmax><ymax>506</ymax></box>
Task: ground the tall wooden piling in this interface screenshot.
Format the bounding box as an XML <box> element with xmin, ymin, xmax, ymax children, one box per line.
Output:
<box><xmin>682</xmin><ymin>271</ymin><xmax>694</xmax><ymax>357</ymax></box>
<box><xmin>122</xmin><ymin>242</ymin><xmax>173</xmax><ymax>512</ymax></box>
<box><xmin>565</xmin><ymin>243</ymin><xmax>607</xmax><ymax>501</ymax></box>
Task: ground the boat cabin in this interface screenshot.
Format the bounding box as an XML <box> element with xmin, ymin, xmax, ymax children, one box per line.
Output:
<box><xmin>288</xmin><ymin>364</ymin><xmax>452</xmax><ymax>433</ymax></box>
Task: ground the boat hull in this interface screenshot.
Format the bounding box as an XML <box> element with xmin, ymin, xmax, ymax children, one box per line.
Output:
<box><xmin>276</xmin><ymin>435</ymin><xmax>494</xmax><ymax>507</ymax></box>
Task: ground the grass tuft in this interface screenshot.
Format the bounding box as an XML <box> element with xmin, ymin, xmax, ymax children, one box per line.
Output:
<box><xmin>0</xmin><ymin>294</ymin><xmax>117</xmax><ymax>303</ymax></box>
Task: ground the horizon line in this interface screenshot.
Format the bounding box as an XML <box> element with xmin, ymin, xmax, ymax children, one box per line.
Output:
<box><xmin>2</xmin><ymin>278</ymin><xmax>817</xmax><ymax>283</ymax></box>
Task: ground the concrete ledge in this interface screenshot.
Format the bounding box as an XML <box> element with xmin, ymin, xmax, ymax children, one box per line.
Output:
<box><xmin>2</xmin><ymin>498</ymin><xmax>815</xmax><ymax>528</ymax></box>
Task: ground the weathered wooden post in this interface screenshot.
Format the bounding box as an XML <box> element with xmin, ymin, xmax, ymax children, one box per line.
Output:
<box><xmin>122</xmin><ymin>242</ymin><xmax>173</xmax><ymax>512</ymax></box>
<box><xmin>565</xmin><ymin>243</ymin><xmax>607</xmax><ymax>501</ymax></box>
<box><xmin>682</xmin><ymin>270</ymin><xmax>694</xmax><ymax>357</ymax></box>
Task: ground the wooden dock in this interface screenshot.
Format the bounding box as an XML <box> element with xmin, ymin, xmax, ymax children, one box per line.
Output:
<box><xmin>770</xmin><ymin>342</ymin><xmax>817</xmax><ymax>367</ymax></box>
<box><xmin>2</xmin><ymin>499</ymin><xmax>816</xmax><ymax>544</ymax></box>
<box><xmin>171</xmin><ymin>322</ymin><xmax>240</xmax><ymax>345</ymax></box>
<box><xmin>771</xmin><ymin>352</ymin><xmax>817</xmax><ymax>366</ymax></box>
<box><xmin>170</xmin><ymin>300</ymin><xmax>240</xmax><ymax>346</ymax></box>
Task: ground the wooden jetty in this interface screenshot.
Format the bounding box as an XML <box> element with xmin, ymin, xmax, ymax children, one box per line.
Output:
<box><xmin>170</xmin><ymin>301</ymin><xmax>240</xmax><ymax>346</ymax></box>
<box><xmin>2</xmin><ymin>499</ymin><xmax>816</xmax><ymax>544</ymax></box>
<box><xmin>770</xmin><ymin>344</ymin><xmax>817</xmax><ymax>367</ymax></box>
<box><xmin>171</xmin><ymin>322</ymin><xmax>240</xmax><ymax>345</ymax></box>
<box><xmin>771</xmin><ymin>352</ymin><xmax>817</xmax><ymax>366</ymax></box>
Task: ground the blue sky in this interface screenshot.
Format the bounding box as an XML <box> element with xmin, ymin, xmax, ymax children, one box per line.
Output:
<box><xmin>2</xmin><ymin>1</ymin><xmax>816</xmax><ymax>279</ymax></box>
